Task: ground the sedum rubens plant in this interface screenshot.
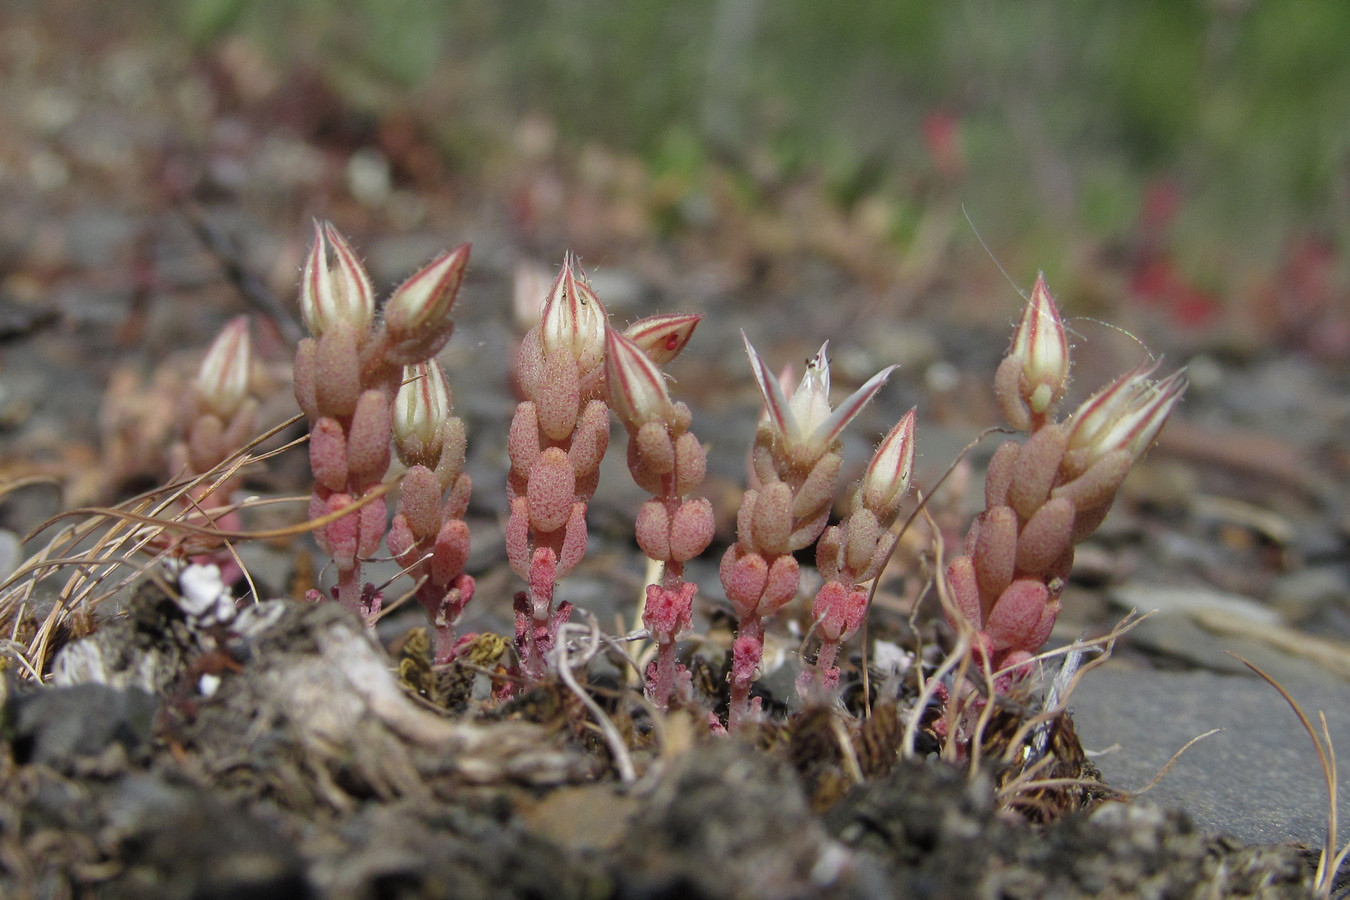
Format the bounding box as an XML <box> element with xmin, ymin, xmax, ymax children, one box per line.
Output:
<box><xmin>506</xmin><ymin>257</ymin><xmax>612</xmax><ymax>679</ymax></box>
<box><xmin>387</xmin><ymin>361</ymin><xmax>474</xmax><ymax>664</ymax></box>
<box><xmin>293</xmin><ymin>221</ymin><xmax>470</xmax><ymax>625</ymax></box>
<box><xmin>800</xmin><ymin>407</ymin><xmax>916</xmax><ymax>703</ymax></box>
<box><xmin>720</xmin><ymin>336</ymin><xmax>896</xmax><ymax>729</ymax></box>
<box><xmin>946</xmin><ymin>274</ymin><xmax>1188</xmax><ymax>683</ymax></box>
<box><xmin>163</xmin><ymin>315</ymin><xmax>257</xmax><ymax>581</ymax></box>
<box><xmin>606</xmin><ymin>321</ymin><xmax>713</xmax><ymax>709</ymax></box>
<box><xmin>506</xmin><ymin>258</ymin><xmax>702</xmax><ymax>682</ymax></box>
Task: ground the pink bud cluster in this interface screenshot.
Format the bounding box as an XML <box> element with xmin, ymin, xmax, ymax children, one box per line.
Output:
<box><xmin>182</xmin><ymin>316</ymin><xmax>258</xmax><ymax>475</ymax></box>
<box><xmin>947</xmin><ymin>275</ymin><xmax>1187</xmax><ymax>681</ymax></box>
<box><xmin>799</xmin><ymin>408</ymin><xmax>916</xmax><ymax>701</ymax></box>
<box><xmin>720</xmin><ymin>337</ymin><xmax>896</xmax><ymax>728</ymax></box>
<box><xmin>505</xmin><ymin>258</ymin><xmax>611</xmax><ymax>679</ymax></box>
<box><xmin>293</xmin><ymin>222</ymin><xmax>470</xmax><ymax>624</ymax></box>
<box><xmin>606</xmin><ymin>321</ymin><xmax>712</xmax><ymax>709</ymax></box>
<box><xmin>166</xmin><ymin>316</ymin><xmax>257</xmax><ymax>571</ymax></box>
<box><xmin>387</xmin><ymin>361</ymin><xmax>474</xmax><ymax>663</ymax></box>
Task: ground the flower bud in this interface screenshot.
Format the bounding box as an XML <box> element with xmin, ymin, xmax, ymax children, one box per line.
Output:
<box><xmin>861</xmin><ymin>408</ymin><xmax>916</xmax><ymax>518</ymax></box>
<box><xmin>623</xmin><ymin>313</ymin><xmax>701</xmax><ymax>366</ymax></box>
<box><xmin>605</xmin><ymin>326</ymin><xmax>674</xmax><ymax>429</ymax></box>
<box><xmin>196</xmin><ymin>316</ymin><xmax>251</xmax><ymax>419</ymax></box>
<box><xmin>385</xmin><ymin>243</ymin><xmax>470</xmax><ymax>339</ymax></box>
<box><xmin>299</xmin><ymin>222</ymin><xmax>375</xmax><ymax>337</ymax></box>
<box><xmin>1067</xmin><ymin>363</ymin><xmax>1187</xmax><ymax>467</ymax></box>
<box><xmin>393</xmin><ymin>362</ymin><xmax>452</xmax><ymax>466</ymax></box>
<box><xmin>1007</xmin><ymin>273</ymin><xmax>1070</xmax><ymax>417</ymax></box>
<box><xmin>540</xmin><ymin>255</ymin><xmax>606</xmax><ymax>372</ymax></box>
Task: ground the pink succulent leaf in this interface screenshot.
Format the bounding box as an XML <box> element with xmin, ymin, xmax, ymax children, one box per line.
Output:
<box><xmin>985</xmin><ymin>578</ymin><xmax>1052</xmax><ymax>652</ymax></box>
<box><xmin>430</xmin><ymin>519</ymin><xmax>471</xmax><ymax>586</ymax></box>
<box><xmin>1015</xmin><ymin>497</ymin><xmax>1076</xmax><ymax>575</ymax></box>
<box><xmin>505</xmin><ymin>499</ymin><xmax>532</xmax><ymax>578</ymax></box>
<box><xmin>556</xmin><ymin>501</ymin><xmax>590</xmax><ymax>577</ymax></box>
<box><xmin>635</xmin><ymin>500</ymin><xmax>672</xmax><ymax>562</ymax></box>
<box><xmin>386</xmin><ymin>515</ymin><xmax>417</xmax><ymax>565</ymax></box>
<box><xmin>356</xmin><ymin>494</ymin><xmax>387</xmax><ymax>559</ymax></box>
<box><xmin>527</xmin><ymin>547</ymin><xmax>558</xmax><ymax>622</ymax></box>
<box><xmin>812</xmin><ymin>581</ymin><xmax>868</xmax><ymax>643</ymax></box>
<box><xmin>320</xmin><ymin>493</ymin><xmax>360</xmax><ymax>570</ymax></box>
<box><xmin>720</xmin><ymin>545</ymin><xmax>768</xmax><ymax>620</ymax></box>
<box><xmin>526</xmin><ymin>447</ymin><xmax>576</xmax><ymax>533</ymax></box>
<box><xmin>668</xmin><ymin>497</ymin><xmax>715</xmax><ymax>562</ymax></box>
<box><xmin>760</xmin><ymin>554</ymin><xmax>801</xmax><ymax>615</ymax></box>
<box><xmin>309</xmin><ymin>418</ymin><xmax>348</xmax><ymax>493</ymax></box>
<box><xmin>398</xmin><ymin>465</ymin><xmax>443</xmax><ymax>539</ymax></box>
<box><xmin>1006</xmin><ymin>423</ymin><xmax>1069</xmax><ymax>519</ymax></box>
<box><xmin>345</xmin><ymin>390</ymin><xmax>392</xmax><ymax>485</ymax></box>
<box><xmin>634</xmin><ymin>421</ymin><xmax>676</xmax><ymax>475</ymax></box>
<box><xmin>731</xmin><ymin>631</ymin><xmax>764</xmax><ymax>685</ymax></box>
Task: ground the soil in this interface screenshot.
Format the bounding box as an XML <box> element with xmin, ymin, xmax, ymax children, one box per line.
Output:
<box><xmin>1</xmin><ymin>7</ymin><xmax>1348</xmax><ymax>899</ymax></box>
<box><xmin>0</xmin><ymin>592</ymin><xmax>1316</xmax><ymax>899</ymax></box>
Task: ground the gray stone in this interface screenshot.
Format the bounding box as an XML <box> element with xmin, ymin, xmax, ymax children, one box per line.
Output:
<box><xmin>1071</xmin><ymin>665</ymin><xmax>1350</xmax><ymax>848</ymax></box>
<box><xmin>1269</xmin><ymin>566</ymin><xmax>1350</xmax><ymax>625</ymax></box>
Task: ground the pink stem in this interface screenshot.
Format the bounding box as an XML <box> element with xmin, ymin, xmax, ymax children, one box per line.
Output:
<box><xmin>650</xmin><ymin>639</ymin><xmax>677</xmax><ymax>708</ymax></box>
<box><xmin>728</xmin><ymin>615</ymin><xmax>765</xmax><ymax>730</ymax></box>
<box><xmin>335</xmin><ymin>563</ymin><xmax>364</xmax><ymax>618</ymax></box>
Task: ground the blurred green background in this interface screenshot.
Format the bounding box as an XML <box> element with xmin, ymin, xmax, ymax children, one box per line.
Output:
<box><xmin>176</xmin><ymin>0</ymin><xmax>1350</xmax><ymax>263</ymax></box>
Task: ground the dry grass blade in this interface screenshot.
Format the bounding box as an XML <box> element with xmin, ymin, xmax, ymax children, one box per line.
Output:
<box><xmin>556</xmin><ymin>618</ymin><xmax>637</xmax><ymax>784</ymax></box>
<box><xmin>1127</xmin><ymin>728</ymin><xmax>1225</xmax><ymax>797</ymax></box>
<box><xmin>1232</xmin><ymin>653</ymin><xmax>1348</xmax><ymax>898</ymax></box>
<box><xmin>0</xmin><ymin>415</ymin><xmax>323</xmax><ymax>676</ymax></box>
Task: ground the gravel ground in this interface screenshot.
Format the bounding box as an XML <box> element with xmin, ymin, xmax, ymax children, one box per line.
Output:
<box><xmin>1</xmin><ymin>7</ymin><xmax>1348</xmax><ymax>898</ymax></box>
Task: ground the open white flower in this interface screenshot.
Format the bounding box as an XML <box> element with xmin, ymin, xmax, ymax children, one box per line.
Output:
<box><xmin>742</xmin><ymin>333</ymin><xmax>896</xmax><ymax>462</ymax></box>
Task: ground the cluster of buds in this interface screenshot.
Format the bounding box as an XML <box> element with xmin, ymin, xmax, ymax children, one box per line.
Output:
<box><xmin>946</xmin><ymin>274</ymin><xmax>1187</xmax><ymax>680</ymax></box>
<box><xmin>386</xmin><ymin>361</ymin><xmax>474</xmax><ymax>663</ymax></box>
<box><xmin>505</xmin><ymin>257</ymin><xmax>612</xmax><ymax>679</ymax></box>
<box><xmin>605</xmin><ymin>317</ymin><xmax>710</xmax><ymax>709</ymax></box>
<box><xmin>293</xmin><ymin>222</ymin><xmax>470</xmax><ymax>624</ymax></box>
<box><xmin>720</xmin><ymin>337</ymin><xmax>896</xmax><ymax>728</ymax></box>
<box><xmin>799</xmin><ymin>408</ymin><xmax>916</xmax><ymax>702</ymax></box>
<box><xmin>165</xmin><ymin>316</ymin><xmax>258</xmax><ymax>577</ymax></box>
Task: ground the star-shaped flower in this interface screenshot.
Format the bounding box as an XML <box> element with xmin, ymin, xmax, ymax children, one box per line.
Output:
<box><xmin>742</xmin><ymin>333</ymin><xmax>896</xmax><ymax>463</ymax></box>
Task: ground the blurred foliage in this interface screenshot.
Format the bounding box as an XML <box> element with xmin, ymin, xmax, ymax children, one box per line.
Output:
<box><xmin>174</xmin><ymin>0</ymin><xmax>1350</xmax><ymax>262</ymax></box>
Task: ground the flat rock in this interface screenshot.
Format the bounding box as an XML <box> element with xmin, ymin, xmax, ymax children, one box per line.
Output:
<box><xmin>1072</xmin><ymin>665</ymin><xmax>1350</xmax><ymax>849</ymax></box>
